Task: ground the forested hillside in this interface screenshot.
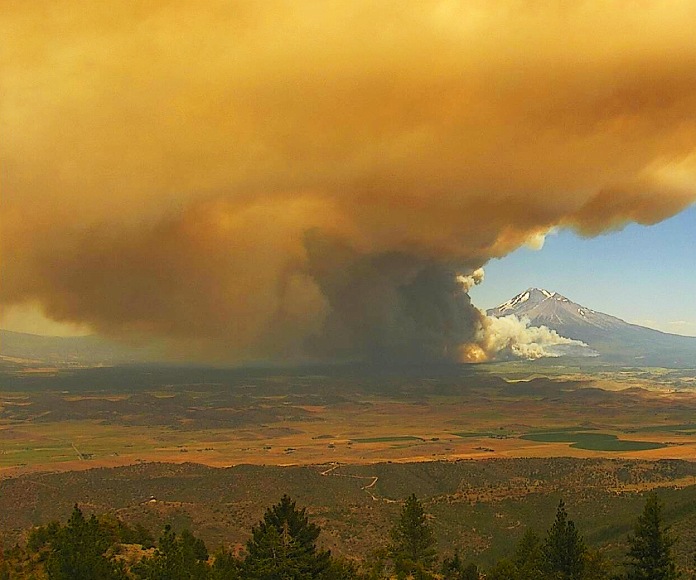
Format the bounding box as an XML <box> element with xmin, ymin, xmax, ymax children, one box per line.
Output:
<box><xmin>1</xmin><ymin>492</ymin><xmax>691</xmax><ymax>579</ymax></box>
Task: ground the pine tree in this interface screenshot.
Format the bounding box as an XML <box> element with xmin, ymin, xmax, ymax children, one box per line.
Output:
<box><xmin>134</xmin><ymin>524</ymin><xmax>210</xmax><ymax>580</ymax></box>
<box><xmin>625</xmin><ymin>493</ymin><xmax>679</xmax><ymax>580</ymax></box>
<box><xmin>323</xmin><ymin>556</ymin><xmax>365</xmax><ymax>580</ymax></box>
<box><xmin>543</xmin><ymin>500</ymin><xmax>586</xmax><ymax>580</ymax></box>
<box><xmin>45</xmin><ymin>505</ymin><xmax>126</xmax><ymax>580</ymax></box>
<box><xmin>242</xmin><ymin>494</ymin><xmax>331</xmax><ymax>579</ymax></box>
<box><xmin>389</xmin><ymin>494</ymin><xmax>437</xmax><ymax>579</ymax></box>
<box><xmin>27</xmin><ymin>520</ymin><xmax>61</xmax><ymax>553</ymax></box>
<box><xmin>442</xmin><ymin>550</ymin><xmax>464</xmax><ymax>579</ymax></box>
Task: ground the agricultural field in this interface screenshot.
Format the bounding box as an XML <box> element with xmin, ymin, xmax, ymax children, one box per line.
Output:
<box><xmin>519</xmin><ymin>431</ymin><xmax>665</xmax><ymax>451</ymax></box>
<box><xmin>2</xmin><ymin>361</ymin><xmax>696</xmax><ymax>475</ymax></box>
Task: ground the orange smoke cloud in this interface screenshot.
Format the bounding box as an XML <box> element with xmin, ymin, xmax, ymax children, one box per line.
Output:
<box><xmin>2</xmin><ymin>1</ymin><xmax>696</xmax><ymax>361</ymax></box>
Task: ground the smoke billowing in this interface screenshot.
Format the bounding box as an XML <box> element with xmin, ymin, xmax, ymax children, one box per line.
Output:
<box><xmin>3</xmin><ymin>2</ymin><xmax>696</xmax><ymax>362</ymax></box>
<box><xmin>471</xmin><ymin>315</ymin><xmax>594</xmax><ymax>362</ymax></box>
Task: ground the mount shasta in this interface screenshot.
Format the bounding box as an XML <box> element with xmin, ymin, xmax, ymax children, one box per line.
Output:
<box><xmin>488</xmin><ymin>288</ymin><xmax>696</xmax><ymax>367</ymax></box>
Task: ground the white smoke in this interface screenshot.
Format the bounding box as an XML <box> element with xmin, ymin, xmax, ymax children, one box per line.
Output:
<box><xmin>480</xmin><ymin>314</ymin><xmax>592</xmax><ymax>360</ymax></box>
<box><xmin>456</xmin><ymin>268</ymin><xmax>485</xmax><ymax>292</ymax></box>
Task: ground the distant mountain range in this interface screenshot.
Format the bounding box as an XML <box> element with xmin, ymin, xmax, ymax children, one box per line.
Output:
<box><xmin>3</xmin><ymin>288</ymin><xmax>696</xmax><ymax>368</ymax></box>
<box><xmin>0</xmin><ymin>330</ymin><xmax>162</xmax><ymax>366</ymax></box>
<box><xmin>488</xmin><ymin>288</ymin><xmax>696</xmax><ymax>367</ymax></box>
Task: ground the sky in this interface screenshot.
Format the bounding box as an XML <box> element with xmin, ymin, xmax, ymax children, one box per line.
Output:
<box><xmin>2</xmin><ymin>1</ymin><xmax>696</xmax><ymax>361</ymax></box>
<box><xmin>470</xmin><ymin>204</ymin><xmax>696</xmax><ymax>336</ymax></box>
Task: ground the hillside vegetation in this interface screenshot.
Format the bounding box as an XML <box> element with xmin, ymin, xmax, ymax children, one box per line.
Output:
<box><xmin>3</xmin><ymin>458</ymin><xmax>696</xmax><ymax>572</ymax></box>
<box><xmin>1</xmin><ymin>484</ymin><xmax>693</xmax><ymax>579</ymax></box>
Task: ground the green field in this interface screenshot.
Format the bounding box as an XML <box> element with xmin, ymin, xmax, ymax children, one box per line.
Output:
<box><xmin>520</xmin><ymin>431</ymin><xmax>665</xmax><ymax>451</ymax></box>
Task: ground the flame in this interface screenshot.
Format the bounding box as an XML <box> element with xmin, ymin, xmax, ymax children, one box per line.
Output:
<box><xmin>458</xmin><ymin>343</ymin><xmax>490</xmax><ymax>364</ymax></box>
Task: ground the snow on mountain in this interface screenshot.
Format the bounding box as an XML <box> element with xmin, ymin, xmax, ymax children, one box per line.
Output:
<box><xmin>487</xmin><ymin>288</ymin><xmax>696</xmax><ymax>367</ymax></box>
<box><xmin>488</xmin><ymin>288</ymin><xmax>623</xmax><ymax>332</ymax></box>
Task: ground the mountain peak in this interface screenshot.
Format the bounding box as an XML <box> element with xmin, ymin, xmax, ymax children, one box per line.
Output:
<box><xmin>526</xmin><ymin>287</ymin><xmax>574</xmax><ymax>301</ymax></box>
<box><xmin>485</xmin><ymin>288</ymin><xmax>696</xmax><ymax>366</ymax></box>
<box><xmin>493</xmin><ymin>288</ymin><xmax>571</xmax><ymax>315</ymax></box>
<box><xmin>489</xmin><ymin>288</ymin><xmax>601</xmax><ymax>322</ymax></box>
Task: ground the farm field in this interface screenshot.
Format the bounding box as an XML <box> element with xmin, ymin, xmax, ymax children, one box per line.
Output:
<box><xmin>2</xmin><ymin>361</ymin><xmax>696</xmax><ymax>475</ymax></box>
<box><xmin>519</xmin><ymin>431</ymin><xmax>665</xmax><ymax>451</ymax></box>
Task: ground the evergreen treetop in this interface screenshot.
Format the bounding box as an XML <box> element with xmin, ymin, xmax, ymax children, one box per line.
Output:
<box><xmin>625</xmin><ymin>493</ymin><xmax>679</xmax><ymax>580</ymax></box>
<box><xmin>243</xmin><ymin>494</ymin><xmax>331</xmax><ymax>579</ymax></box>
<box><xmin>389</xmin><ymin>493</ymin><xmax>437</xmax><ymax>579</ymax></box>
<box><xmin>543</xmin><ymin>500</ymin><xmax>586</xmax><ymax>580</ymax></box>
<box><xmin>45</xmin><ymin>505</ymin><xmax>126</xmax><ymax>580</ymax></box>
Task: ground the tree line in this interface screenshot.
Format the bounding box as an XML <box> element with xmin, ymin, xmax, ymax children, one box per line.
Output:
<box><xmin>0</xmin><ymin>492</ymin><xmax>692</xmax><ymax>579</ymax></box>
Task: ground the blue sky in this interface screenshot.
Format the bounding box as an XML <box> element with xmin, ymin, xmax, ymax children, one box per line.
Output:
<box><xmin>470</xmin><ymin>205</ymin><xmax>696</xmax><ymax>336</ymax></box>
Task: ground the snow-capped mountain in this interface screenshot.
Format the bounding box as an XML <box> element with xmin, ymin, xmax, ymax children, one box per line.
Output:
<box><xmin>488</xmin><ymin>288</ymin><xmax>628</xmax><ymax>333</ymax></box>
<box><xmin>487</xmin><ymin>288</ymin><xmax>696</xmax><ymax>366</ymax></box>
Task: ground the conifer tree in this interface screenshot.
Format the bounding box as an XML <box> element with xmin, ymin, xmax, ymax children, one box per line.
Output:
<box><xmin>543</xmin><ymin>500</ymin><xmax>586</xmax><ymax>580</ymax></box>
<box><xmin>242</xmin><ymin>494</ymin><xmax>331</xmax><ymax>579</ymax></box>
<box><xmin>442</xmin><ymin>550</ymin><xmax>465</xmax><ymax>579</ymax></box>
<box><xmin>582</xmin><ymin>548</ymin><xmax>612</xmax><ymax>580</ymax></box>
<box><xmin>389</xmin><ymin>494</ymin><xmax>437</xmax><ymax>579</ymax></box>
<box><xmin>486</xmin><ymin>558</ymin><xmax>519</xmax><ymax>580</ymax></box>
<box><xmin>625</xmin><ymin>493</ymin><xmax>679</xmax><ymax>580</ymax></box>
<box><xmin>45</xmin><ymin>505</ymin><xmax>126</xmax><ymax>580</ymax></box>
<box><xmin>27</xmin><ymin>520</ymin><xmax>61</xmax><ymax>554</ymax></box>
<box><xmin>134</xmin><ymin>524</ymin><xmax>210</xmax><ymax>580</ymax></box>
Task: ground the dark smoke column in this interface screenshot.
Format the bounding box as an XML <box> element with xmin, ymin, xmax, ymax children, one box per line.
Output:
<box><xmin>304</xmin><ymin>232</ymin><xmax>484</xmax><ymax>363</ymax></box>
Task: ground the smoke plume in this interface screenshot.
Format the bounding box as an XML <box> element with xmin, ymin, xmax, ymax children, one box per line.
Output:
<box><xmin>3</xmin><ymin>1</ymin><xmax>696</xmax><ymax>362</ymax></box>
<box><xmin>468</xmin><ymin>315</ymin><xmax>594</xmax><ymax>362</ymax></box>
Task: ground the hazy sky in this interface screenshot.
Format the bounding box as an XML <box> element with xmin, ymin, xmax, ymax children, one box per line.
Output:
<box><xmin>2</xmin><ymin>1</ymin><xmax>696</xmax><ymax>359</ymax></box>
